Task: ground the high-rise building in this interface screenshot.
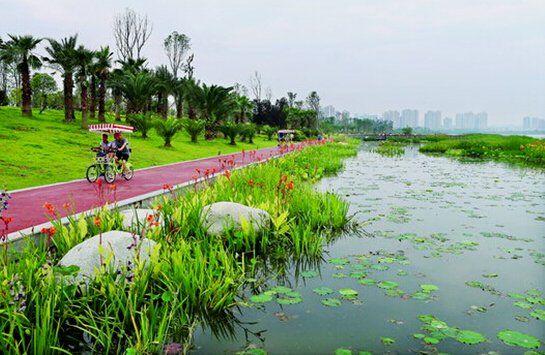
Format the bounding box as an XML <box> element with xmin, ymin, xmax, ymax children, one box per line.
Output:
<box><xmin>401</xmin><ymin>109</ymin><xmax>419</xmax><ymax>128</ymax></box>
<box><xmin>321</xmin><ymin>105</ymin><xmax>336</xmax><ymax>118</ymax></box>
<box><xmin>455</xmin><ymin>113</ymin><xmax>464</xmax><ymax>129</ymax></box>
<box><xmin>424</xmin><ymin>111</ymin><xmax>442</xmax><ymax>130</ymax></box>
<box><xmin>382</xmin><ymin>110</ymin><xmax>401</xmax><ymax>128</ymax></box>
<box><xmin>523</xmin><ymin>116</ymin><xmax>532</xmax><ymax>130</ymax></box>
<box><xmin>475</xmin><ymin>112</ymin><xmax>488</xmax><ymax>129</ymax></box>
<box><xmin>443</xmin><ymin>117</ymin><xmax>453</xmax><ymax>130</ymax></box>
<box><xmin>523</xmin><ymin>116</ymin><xmax>545</xmax><ymax>130</ymax></box>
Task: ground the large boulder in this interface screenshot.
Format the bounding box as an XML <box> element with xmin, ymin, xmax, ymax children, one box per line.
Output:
<box><xmin>120</xmin><ymin>208</ymin><xmax>162</xmax><ymax>232</ymax></box>
<box><xmin>201</xmin><ymin>202</ymin><xmax>271</xmax><ymax>236</ymax></box>
<box><xmin>58</xmin><ymin>230</ymin><xmax>157</xmax><ymax>284</ymax></box>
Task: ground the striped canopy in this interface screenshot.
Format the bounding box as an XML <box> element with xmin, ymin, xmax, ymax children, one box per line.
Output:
<box><xmin>88</xmin><ymin>124</ymin><xmax>134</xmax><ymax>133</ymax></box>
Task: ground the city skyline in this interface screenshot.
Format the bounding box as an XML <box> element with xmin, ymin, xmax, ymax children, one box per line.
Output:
<box><xmin>2</xmin><ymin>0</ymin><xmax>544</xmax><ymax>126</ymax></box>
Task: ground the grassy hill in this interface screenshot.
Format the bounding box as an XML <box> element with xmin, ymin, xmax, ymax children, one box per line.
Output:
<box><xmin>0</xmin><ymin>107</ymin><xmax>278</xmax><ymax>190</ymax></box>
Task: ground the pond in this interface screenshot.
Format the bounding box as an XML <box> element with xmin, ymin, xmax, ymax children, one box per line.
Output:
<box><xmin>192</xmin><ymin>143</ymin><xmax>545</xmax><ymax>354</ymax></box>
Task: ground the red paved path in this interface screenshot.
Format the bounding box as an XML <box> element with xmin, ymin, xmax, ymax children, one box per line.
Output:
<box><xmin>6</xmin><ymin>145</ymin><xmax>295</xmax><ymax>235</ymax></box>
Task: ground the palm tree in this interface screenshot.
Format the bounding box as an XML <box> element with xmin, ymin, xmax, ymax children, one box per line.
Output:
<box><xmin>235</xmin><ymin>95</ymin><xmax>253</xmax><ymax>124</ymax></box>
<box><xmin>0</xmin><ymin>35</ymin><xmax>42</xmax><ymax>116</ymax></box>
<box><xmin>155</xmin><ymin>117</ymin><xmax>183</xmax><ymax>147</ymax></box>
<box><xmin>193</xmin><ymin>83</ymin><xmax>235</xmax><ymax>140</ymax></box>
<box><xmin>88</xmin><ymin>63</ymin><xmax>97</xmax><ymax>119</ymax></box>
<box><xmin>183</xmin><ymin>118</ymin><xmax>205</xmax><ymax>143</ymax></box>
<box><xmin>120</xmin><ymin>71</ymin><xmax>157</xmax><ymax>114</ymax></box>
<box><xmin>108</xmin><ymin>68</ymin><xmax>124</xmax><ymax>121</ymax></box>
<box><xmin>173</xmin><ymin>77</ymin><xmax>187</xmax><ymax>118</ymax></box>
<box><xmin>94</xmin><ymin>46</ymin><xmax>113</xmax><ymax>122</ymax></box>
<box><xmin>219</xmin><ymin>121</ymin><xmax>241</xmax><ymax>145</ymax></box>
<box><xmin>74</xmin><ymin>46</ymin><xmax>94</xmax><ymax>129</ymax></box>
<box><xmin>44</xmin><ymin>35</ymin><xmax>78</xmax><ymax>122</ymax></box>
<box><xmin>154</xmin><ymin>65</ymin><xmax>174</xmax><ymax>119</ymax></box>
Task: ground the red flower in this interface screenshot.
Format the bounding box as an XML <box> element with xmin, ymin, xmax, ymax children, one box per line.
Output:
<box><xmin>146</xmin><ymin>214</ymin><xmax>159</xmax><ymax>226</ymax></box>
<box><xmin>43</xmin><ymin>202</ymin><xmax>55</xmax><ymax>215</ymax></box>
<box><xmin>62</xmin><ymin>202</ymin><xmax>71</xmax><ymax>210</ymax></box>
<box><xmin>109</xmin><ymin>184</ymin><xmax>117</xmax><ymax>191</ymax></box>
<box><xmin>195</xmin><ymin>168</ymin><xmax>201</xmax><ymax>174</ymax></box>
<box><xmin>96</xmin><ymin>179</ymin><xmax>103</xmax><ymax>187</ymax></box>
<box><xmin>162</xmin><ymin>183</ymin><xmax>173</xmax><ymax>190</ymax></box>
<box><xmin>223</xmin><ymin>170</ymin><xmax>231</xmax><ymax>179</ymax></box>
<box><xmin>94</xmin><ymin>216</ymin><xmax>101</xmax><ymax>227</ymax></box>
<box><xmin>248</xmin><ymin>179</ymin><xmax>255</xmax><ymax>186</ymax></box>
<box><xmin>280</xmin><ymin>175</ymin><xmax>288</xmax><ymax>182</ymax></box>
<box><xmin>285</xmin><ymin>180</ymin><xmax>294</xmax><ymax>190</ymax></box>
<box><xmin>41</xmin><ymin>226</ymin><xmax>56</xmax><ymax>237</ymax></box>
<box><xmin>2</xmin><ymin>216</ymin><xmax>13</xmax><ymax>225</ymax></box>
<box><xmin>191</xmin><ymin>175</ymin><xmax>198</xmax><ymax>181</ymax></box>
<box><xmin>155</xmin><ymin>205</ymin><xmax>163</xmax><ymax>211</ymax></box>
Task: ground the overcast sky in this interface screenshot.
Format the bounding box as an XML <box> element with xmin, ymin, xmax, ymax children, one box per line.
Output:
<box><xmin>2</xmin><ymin>0</ymin><xmax>544</xmax><ymax>125</ymax></box>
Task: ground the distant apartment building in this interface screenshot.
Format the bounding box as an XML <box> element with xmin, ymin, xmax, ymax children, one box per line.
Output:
<box><xmin>523</xmin><ymin>116</ymin><xmax>545</xmax><ymax>130</ymax></box>
<box><xmin>454</xmin><ymin>112</ymin><xmax>488</xmax><ymax>130</ymax></box>
<box><xmin>382</xmin><ymin>110</ymin><xmax>401</xmax><ymax>128</ymax></box>
<box><xmin>401</xmin><ymin>109</ymin><xmax>419</xmax><ymax>128</ymax></box>
<box><xmin>443</xmin><ymin>117</ymin><xmax>453</xmax><ymax>130</ymax></box>
<box><xmin>321</xmin><ymin>105</ymin><xmax>336</xmax><ymax>118</ymax></box>
<box><xmin>424</xmin><ymin>110</ymin><xmax>442</xmax><ymax>130</ymax></box>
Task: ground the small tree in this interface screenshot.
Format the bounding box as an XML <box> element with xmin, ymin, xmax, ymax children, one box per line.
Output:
<box><xmin>183</xmin><ymin>118</ymin><xmax>205</xmax><ymax>143</ymax></box>
<box><xmin>127</xmin><ymin>112</ymin><xmax>153</xmax><ymax>138</ymax></box>
<box><xmin>262</xmin><ymin>125</ymin><xmax>277</xmax><ymax>140</ymax></box>
<box><xmin>155</xmin><ymin>117</ymin><xmax>183</xmax><ymax>147</ymax></box>
<box><xmin>401</xmin><ymin>127</ymin><xmax>413</xmax><ymax>135</ymax></box>
<box><xmin>31</xmin><ymin>73</ymin><xmax>57</xmax><ymax>113</ymax></box>
<box><xmin>220</xmin><ymin>121</ymin><xmax>240</xmax><ymax>145</ymax></box>
<box><xmin>240</xmin><ymin>123</ymin><xmax>257</xmax><ymax>144</ymax></box>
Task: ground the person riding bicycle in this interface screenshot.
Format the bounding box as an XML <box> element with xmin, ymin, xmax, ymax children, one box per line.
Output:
<box><xmin>95</xmin><ymin>134</ymin><xmax>113</xmax><ymax>157</ymax></box>
<box><xmin>113</xmin><ymin>132</ymin><xmax>130</xmax><ymax>173</ymax></box>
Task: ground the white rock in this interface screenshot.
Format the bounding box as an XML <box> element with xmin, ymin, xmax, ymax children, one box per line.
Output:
<box><xmin>58</xmin><ymin>230</ymin><xmax>157</xmax><ymax>283</ymax></box>
<box><xmin>201</xmin><ymin>202</ymin><xmax>271</xmax><ymax>236</ymax></box>
<box><xmin>120</xmin><ymin>208</ymin><xmax>161</xmax><ymax>231</ymax></box>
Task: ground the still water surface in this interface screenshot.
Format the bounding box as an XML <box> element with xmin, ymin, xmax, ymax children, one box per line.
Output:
<box><xmin>193</xmin><ymin>144</ymin><xmax>545</xmax><ymax>354</ymax></box>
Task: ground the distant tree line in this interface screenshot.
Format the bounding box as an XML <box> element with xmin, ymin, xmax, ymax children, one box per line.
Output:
<box><xmin>0</xmin><ymin>9</ymin><xmax>325</xmax><ymax>145</ymax></box>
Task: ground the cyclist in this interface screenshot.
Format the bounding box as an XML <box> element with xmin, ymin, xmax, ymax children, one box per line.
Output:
<box><xmin>113</xmin><ymin>132</ymin><xmax>130</xmax><ymax>173</ymax></box>
<box><xmin>95</xmin><ymin>134</ymin><xmax>112</xmax><ymax>157</ymax></box>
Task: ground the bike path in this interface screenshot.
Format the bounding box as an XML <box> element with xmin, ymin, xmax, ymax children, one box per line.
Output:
<box><xmin>6</xmin><ymin>145</ymin><xmax>293</xmax><ymax>237</ymax></box>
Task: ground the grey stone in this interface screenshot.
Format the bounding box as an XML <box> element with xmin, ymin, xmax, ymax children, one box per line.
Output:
<box><xmin>120</xmin><ymin>208</ymin><xmax>161</xmax><ymax>231</ymax></box>
<box><xmin>201</xmin><ymin>201</ymin><xmax>271</xmax><ymax>236</ymax></box>
<box><xmin>58</xmin><ymin>230</ymin><xmax>157</xmax><ymax>284</ymax></box>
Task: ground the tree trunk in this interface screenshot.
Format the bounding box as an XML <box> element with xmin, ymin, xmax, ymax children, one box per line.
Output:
<box><xmin>188</xmin><ymin>102</ymin><xmax>196</xmax><ymax>120</ymax></box>
<box><xmin>89</xmin><ymin>75</ymin><xmax>96</xmax><ymax>119</ymax></box>
<box><xmin>98</xmin><ymin>75</ymin><xmax>106</xmax><ymax>122</ymax></box>
<box><xmin>161</xmin><ymin>95</ymin><xmax>168</xmax><ymax>120</ymax></box>
<box><xmin>63</xmin><ymin>72</ymin><xmax>75</xmax><ymax>122</ymax></box>
<box><xmin>39</xmin><ymin>94</ymin><xmax>47</xmax><ymax>114</ymax></box>
<box><xmin>20</xmin><ymin>57</ymin><xmax>32</xmax><ymax>117</ymax></box>
<box><xmin>175</xmin><ymin>94</ymin><xmax>183</xmax><ymax>118</ymax></box>
<box><xmin>80</xmin><ymin>74</ymin><xmax>88</xmax><ymax>129</ymax></box>
<box><xmin>114</xmin><ymin>93</ymin><xmax>121</xmax><ymax>121</ymax></box>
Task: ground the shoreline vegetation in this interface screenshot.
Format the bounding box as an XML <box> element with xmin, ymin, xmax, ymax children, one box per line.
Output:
<box><xmin>380</xmin><ymin>134</ymin><xmax>545</xmax><ymax>166</ymax></box>
<box><xmin>0</xmin><ymin>138</ymin><xmax>360</xmax><ymax>354</ymax></box>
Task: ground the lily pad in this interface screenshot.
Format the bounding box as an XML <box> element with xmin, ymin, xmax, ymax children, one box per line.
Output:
<box><xmin>300</xmin><ymin>271</ymin><xmax>319</xmax><ymax>278</ymax></box>
<box><xmin>384</xmin><ymin>289</ymin><xmax>405</xmax><ymax>297</ymax></box>
<box><xmin>378</xmin><ymin>281</ymin><xmax>399</xmax><ymax>290</ymax></box>
<box><xmin>413</xmin><ymin>333</ymin><xmax>426</xmax><ymax>339</ymax></box>
<box><xmin>329</xmin><ymin>258</ymin><xmax>350</xmax><ymax>265</ymax></box>
<box><xmin>526</xmin><ymin>289</ymin><xmax>542</xmax><ymax>297</ymax></box>
<box><xmin>397</xmin><ymin>270</ymin><xmax>408</xmax><ymax>276</ymax></box>
<box><xmin>420</xmin><ymin>284</ymin><xmax>439</xmax><ymax>293</ymax></box>
<box><xmin>277</xmin><ymin>297</ymin><xmax>302</xmax><ymax>305</ymax></box>
<box><xmin>332</xmin><ymin>272</ymin><xmax>348</xmax><ymax>279</ymax></box>
<box><xmin>250</xmin><ymin>294</ymin><xmax>273</xmax><ymax>303</ymax></box>
<box><xmin>515</xmin><ymin>315</ymin><xmax>530</xmax><ymax>323</ymax></box>
<box><xmin>349</xmin><ymin>271</ymin><xmax>367</xmax><ymax>279</ymax></box>
<box><xmin>411</xmin><ymin>292</ymin><xmax>430</xmax><ymax>300</ymax></box>
<box><xmin>455</xmin><ymin>330</ymin><xmax>486</xmax><ymax>345</ymax></box>
<box><xmin>380</xmin><ymin>337</ymin><xmax>395</xmax><ymax>345</ymax></box>
<box><xmin>514</xmin><ymin>302</ymin><xmax>533</xmax><ymax>309</ymax></box>
<box><xmin>321</xmin><ymin>298</ymin><xmax>342</xmax><ymax>307</ymax></box>
<box><xmin>530</xmin><ymin>309</ymin><xmax>545</xmax><ymax>320</ymax></box>
<box><xmin>424</xmin><ymin>336</ymin><xmax>440</xmax><ymax>345</ymax></box>
<box><xmin>497</xmin><ymin>330</ymin><xmax>541</xmax><ymax>349</ymax></box>
<box><xmin>334</xmin><ymin>349</ymin><xmax>353</xmax><ymax>355</ymax></box>
<box><xmin>371</xmin><ymin>264</ymin><xmax>389</xmax><ymax>271</ymax></box>
<box><xmin>509</xmin><ymin>293</ymin><xmax>527</xmax><ymax>300</ymax></box>
<box><xmin>339</xmin><ymin>288</ymin><xmax>358</xmax><ymax>299</ymax></box>
<box><xmin>312</xmin><ymin>287</ymin><xmax>334</xmax><ymax>296</ymax></box>
<box><xmin>483</xmin><ymin>273</ymin><xmax>498</xmax><ymax>278</ymax></box>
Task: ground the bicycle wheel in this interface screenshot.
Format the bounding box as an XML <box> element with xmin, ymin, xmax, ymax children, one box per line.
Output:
<box><xmin>86</xmin><ymin>165</ymin><xmax>99</xmax><ymax>183</ymax></box>
<box><xmin>123</xmin><ymin>165</ymin><xmax>135</xmax><ymax>180</ymax></box>
<box><xmin>104</xmin><ymin>165</ymin><xmax>116</xmax><ymax>183</ymax></box>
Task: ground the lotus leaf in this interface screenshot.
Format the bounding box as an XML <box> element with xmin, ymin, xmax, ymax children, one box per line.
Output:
<box><xmin>330</xmin><ymin>258</ymin><xmax>350</xmax><ymax>265</ymax></box>
<box><xmin>335</xmin><ymin>349</ymin><xmax>353</xmax><ymax>355</ymax></box>
<box><xmin>420</xmin><ymin>284</ymin><xmax>439</xmax><ymax>293</ymax></box>
<box><xmin>397</xmin><ymin>270</ymin><xmax>408</xmax><ymax>276</ymax></box>
<box><xmin>530</xmin><ymin>309</ymin><xmax>545</xmax><ymax>320</ymax></box>
<box><xmin>339</xmin><ymin>288</ymin><xmax>358</xmax><ymax>299</ymax></box>
<box><xmin>514</xmin><ymin>302</ymin><xmax>533</xmax><ymax>309</ymax></box>
<box><xmin>465</xmin><ymin>281</ymin><xmax>483</xmax><ymax>288</ymax></box>
<box><xmin>509</xmin><ymin>293</ymin><xmax>527</xmax><ymax>300</ymax></box>
<box><xmin>312</xmin><ymin>287</ymin><xmax>334</xmax><ymax>296</ymax></box>
<box><xmin>526</xmin><ymin>289</ymin><xmax>541</xmax><ymax>297</ymax></box>
<box><xmin>350</xmin><ymin>271</ymin><xmax>367</xmax><ymax>279</ymax></box>
<box><xmin>250</xmin><ymin>294</ymin><xmax>273</xmax><ymax>303</ymax></box>
<box><xmin>300</xmin><ymin>271</ymin><xmax>319</xmax><ymax>278</ymax></box>
<box><xmin>286</xmin><ymin>291</ymin><xmax>301</xmax><ymax>298</ymax></box>
<box><xmin>380</xmin><ymin>337</ymin><xmax>395</xmax><ymax>345</ymax></box>
<box><xmin>321</xmin><ymin>298</ymin><xmax>342</xmax><ymax>307</ymax></box>
<box><xmin>483</xmin><ymin>273</ymin><xmax>498</xmax><ymax>278</ymax></box>
<box><xmin>527</xmin><ymin>297</ymin><xmax>545</xmax><ymax>305</ymax></box>
<box><xmin>515</xmin><ymin>316</ymin><xmax>530</xmax><ymax>322</ymax></box>
<box><xmin>277</xmin><ymin>297</ymin><xmax>302</xmax><ymax>305</ymax></box>
<box><xmin>371</xmin><ymin>264</ymin><xmax>389</xmax><ymax>271</ymax></box>
<box><xmin>411</xmin><ymin>292</ymin><xmax>430</xmax><ymax>300</ymax></box>
<box><xmin>358</xmin><ymin>352</ymin><xmax>371</xmax><ymax>355</ymax></box>
<box><xmin>378</xmin><ymin>281</ymin><xmax>399</xmax><ymax>290</ymax></box>
<box><xmin>424</xmin><ymin>337</ymin><xmax>440</xmax><ymax>345</ymax></box>
<box><xmin>455</xmin><ymin>330</ymin><xmax>486</xmax><ymax>345</ymax></box>
<box><xmin>384</xmin><ymin>289</ymin><xmax>405</xmax><ymax>297</ymax></box>
<box><xmin>378</xmin><ymin>257</ymin><xmax>396</xmax><ymax>263</ymax></box>
<box><xmin>333</xmin><ymin>272</ymin><xmax>348</xmax><ymax>278</ymax></box>
<box><xmin>413</xmin><ymin>333</ymin><xmax>426</xmax><ymax>339</ymax></box>
<box><xmin>497</xmin><ymin>330</ymin><xmax>541</xmax><ymax>349</ymax></box>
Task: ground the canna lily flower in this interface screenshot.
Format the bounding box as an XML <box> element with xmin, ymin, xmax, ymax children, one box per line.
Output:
<box><xmin>43</xmin><ymin>202</ymin><xmax>55</xmax><ymax>215</ymax></box>
<box><xmin>94</xmin><ymin>216</ymin><xmax>101</xmax><ymax>228</ymax></box>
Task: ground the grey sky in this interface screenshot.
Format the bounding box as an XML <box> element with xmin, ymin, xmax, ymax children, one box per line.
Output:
<box><xmin>2</xmin><ymin>0</ymin><xmax>544</xmax><ymax>125</ymax></box>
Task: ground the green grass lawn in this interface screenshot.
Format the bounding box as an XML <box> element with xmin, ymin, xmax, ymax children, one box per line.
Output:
<box><xmin>0</xmin><ymin>106</ymin><xmax>278</xmax><ymax>190</ymax></box>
